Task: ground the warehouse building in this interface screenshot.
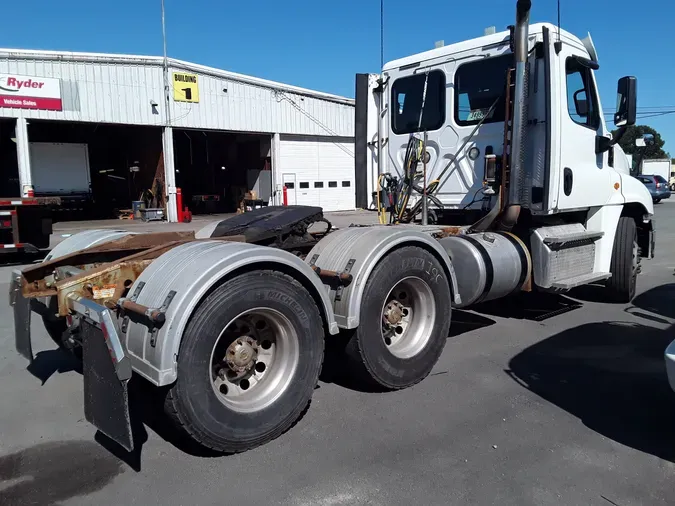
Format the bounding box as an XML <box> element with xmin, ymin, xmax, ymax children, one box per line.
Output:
<box><xmin>0</xmin><ymin>48</ymin><xmax>356</xmax><ymax>222</ymax></box>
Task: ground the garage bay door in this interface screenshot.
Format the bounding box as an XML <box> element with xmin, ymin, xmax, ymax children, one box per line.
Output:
<box><xmin>279</xmin><ymin>135</ymin><xmax>355</xmax><ymax>211</ymax></box>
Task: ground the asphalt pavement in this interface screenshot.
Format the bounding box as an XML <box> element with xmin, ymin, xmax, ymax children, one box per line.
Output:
<box><xmin>1</xmin><ymin>205</ymin><xmax>675</xmax><ymax>505</ymax></box>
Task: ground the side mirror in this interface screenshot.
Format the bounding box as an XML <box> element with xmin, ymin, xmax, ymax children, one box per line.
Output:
<box><xmin>636</xmin><ymin>133</ymin><xmax>654</xmax><ymax>147</ymax></box>
<box><xmin>614</xmin><ymin>76</ymin><xmax>637</xmax><ymax>127</ymax></box>
<box><xmin>573</xmin><ymin>89</ymin><xmax>588</xmax><ymax>117</ymax></box>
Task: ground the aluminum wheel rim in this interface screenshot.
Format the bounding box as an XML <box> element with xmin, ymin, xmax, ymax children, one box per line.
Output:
<box><xmin>381</xmin><ymin>276</ymin><xmax>436</xmax><ymax>359</ymax></box>
<box><xmin>209</xmin><ymin>308</ymin><xmax>300</xmax><ymax>414</ymax></box>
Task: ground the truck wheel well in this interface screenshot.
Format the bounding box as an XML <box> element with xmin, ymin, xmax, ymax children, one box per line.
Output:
<box><xmin>621</xmin><ymin>202</ymin><xmax>647</xmax><ymax>221</ymax></box>
<box><xmin>621</xmin><ymin>203</ymin><xmax>651</xmax><ymax>257</ymax></box>
<box><xmin>190</xmin><ymin>261</ymin><xmax>333</xmax><ymax>336</ymax></box>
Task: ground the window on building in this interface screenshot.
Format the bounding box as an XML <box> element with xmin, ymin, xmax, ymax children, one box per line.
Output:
<box><xmin>454</xmin><ymin>54</ymin><xmax>512</xmax><ymax>126</ymax></box>
<box><xmin>314</xmin><ymin>182</ymin><xmax>324</xmax><ymax>188</ymax></box>
<box><xmin>284</xmin><ymin>182</ymin><xmax>295</xmax><ymax>189</ymax></box>
<box><xmin>328</xmin><ymin>181</ymin><xmax>337</xmax><ymax>188</ymax></box>
<box><xmin>342</xmin><ymin>181</ymin><xmax>351</xmax><ymax>187</ymax></box>
<box><xmin>300</xmin><ymin>182</ymin><xmax>309</xmax><ymax>189</ymax></box>
<box><xmin>391</xmin><ymin>70</ymin><xmax>445</xmax><ymax>135</ymax></box>
<box><xmin>565</xmin><ymin>57</ymin><xmax>600</xmax><ymax>130</ymax></box>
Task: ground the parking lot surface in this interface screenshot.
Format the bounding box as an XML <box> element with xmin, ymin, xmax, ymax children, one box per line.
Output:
<box><xmin>1</xmin><ymin>205</ymin><xmax>674</xmax><ymax>506</ymax></box>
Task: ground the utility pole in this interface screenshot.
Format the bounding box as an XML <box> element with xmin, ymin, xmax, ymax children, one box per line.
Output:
<box><xmin>161</xmin><ymin>0</ymin><xmax>171</xmax><ymax>127</ymax></box>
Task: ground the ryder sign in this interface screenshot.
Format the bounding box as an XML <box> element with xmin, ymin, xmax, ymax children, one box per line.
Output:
<box><xmin>0</xmin><ymin>74</ymin><xmax>62</xmax><ymax>111</ymax></box>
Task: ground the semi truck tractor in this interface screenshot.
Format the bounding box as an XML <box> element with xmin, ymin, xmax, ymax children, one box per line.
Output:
<box><xmin>8</xmin><ymin>0</ymin><xmax>655</xmax><ymax>454</ymax></box>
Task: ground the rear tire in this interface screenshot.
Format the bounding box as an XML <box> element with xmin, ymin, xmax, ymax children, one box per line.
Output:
<box><xmin>606</xmin><ymin>217</ymin><xmax>639</xmax><ymax>303</ymax></box>
<box><xmin>165</xmin><ymin>270</ymin><xmax>324</xmax><ymax>453</ymax></box>
<box><xmin>654</xmin><ymin>198</ymin><xmax>661</xmax><ymax>204</ymax></box>
<box><xmin>344</xmin><ymin>246</ymin><xmax>452</xmax><ymax>390</ymax></box>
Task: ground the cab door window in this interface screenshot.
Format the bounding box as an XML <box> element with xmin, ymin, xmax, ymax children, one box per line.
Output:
<box><xmin>565</xmin><ymin>57</ymin><xmax>600</xmax><ymax>130</ymax></box>
<box><xmin>391</xmin><ymin>70</ymin><xmax>445</xmax><ymax>135</ymax></box>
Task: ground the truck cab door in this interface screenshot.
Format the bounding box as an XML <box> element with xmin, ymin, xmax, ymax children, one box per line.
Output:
<box><xmin>385</xmin><ymin>51</ymin><xmax>512</xmax><ymax>211</ymax></box>
<box><xmin>556</xmin><ymin>50</ymin><xmax>613</xmax><ymax>210</ymax></box>
<box><xmin>385</xmin><ymin>66</ymin><xmax>446</xmax><ymax>207</ymax></box>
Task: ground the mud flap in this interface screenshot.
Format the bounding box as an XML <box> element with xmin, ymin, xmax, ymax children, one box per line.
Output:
<box><xmin>9</xmin><ymin>269</ymin><xmax>33</xmax><ymax>361</ymax></box>
<box><xmin>72</xmin><ymin>297</ymin><xmax>135</xmax><ymax>452</ymax></box>
<box><xmin>82</xmin><ymin>319</ymin><xmax>134</xmax><ymax>452</ymax></box>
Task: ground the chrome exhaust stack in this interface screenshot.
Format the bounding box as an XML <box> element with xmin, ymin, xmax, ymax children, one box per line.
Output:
<box><xmin>502</xmin><ymin>0</ymin><xmax>531</xmax><ymax>229</ymax></box>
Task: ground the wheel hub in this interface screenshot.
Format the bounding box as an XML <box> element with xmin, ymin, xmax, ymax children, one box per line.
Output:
<box><xmin>383</xmin><ymin>300</ymin><xmax>405</xmax><ymax>326</ymax></box>
<box><xmin>225</xmin><ymin>337</ymin><xmax>259</xmax><ymax>374</ymax></box>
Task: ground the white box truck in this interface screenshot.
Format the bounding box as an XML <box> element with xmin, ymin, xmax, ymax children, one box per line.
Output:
<box><xmin>9</xmin><ymin>0</ymin><xmax>656</xmax><ymax>455</ymax></box>
<box><xmin>641</xmin><ymin>158</ymin><xmax>671</xmax><ymax>182</ymax></box>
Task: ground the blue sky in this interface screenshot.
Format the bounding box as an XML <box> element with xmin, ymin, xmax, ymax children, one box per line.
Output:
<box><xmin>2</xmin><ymin>0</ymin><xmax>674</xmax><ymax>153</ymax></box>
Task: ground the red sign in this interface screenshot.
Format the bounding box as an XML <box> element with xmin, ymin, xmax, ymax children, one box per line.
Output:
<box><xmin>0</xmin><ymin>74</ymin><xmax>63</xmax><ymax>111</ymax></box>
<box><xmin>0</xmin><ymin>96</ymin><xmax>63</xmax><ymax>111</ymax></box>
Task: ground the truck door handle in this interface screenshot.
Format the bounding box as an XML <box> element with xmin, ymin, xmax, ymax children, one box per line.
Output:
<box><xmin>563</xmin><ymin>168</ymin><xmax>573</xmax><ymax>196</ymax></box>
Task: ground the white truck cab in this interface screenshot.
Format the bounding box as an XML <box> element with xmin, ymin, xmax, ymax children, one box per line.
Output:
<box><xmin>356</xmin><ymin>4</ymin><xmax>654</xmax><ymax>302</ymax></box>
<box><xmin>367</xmin><ymin>22</ymin><xmax>652</xmax><ymax>215</ymax></box>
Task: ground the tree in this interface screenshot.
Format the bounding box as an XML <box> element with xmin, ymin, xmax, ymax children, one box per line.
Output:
<box><xmin>611</xmin><ymin>124</ymin><xmax>669</xmax><ymax>160</ymax></box>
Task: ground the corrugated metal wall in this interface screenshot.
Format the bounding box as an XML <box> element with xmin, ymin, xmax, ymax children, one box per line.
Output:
<box><xmin>169</xmin><ymin>67</ymin><xmax>353</xmax><ymax>136</ymax></box>
<box><xmin>0</xmin><ymin>52</ymin><xmax>354</xmax><ymax>137</ymax></box>
<box><xmin>0</xmin><ymin>58</ymin><xmax>165</xmax><ymax>126</ymax></box>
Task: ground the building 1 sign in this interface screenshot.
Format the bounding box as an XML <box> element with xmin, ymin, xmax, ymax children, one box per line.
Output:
<box><xmin>0</xmin><ymin>74</ymin><xmax>63</xmax><ymax>111</ymax></box>
<box><xmin>172</xmin><ymin>72</ymin><xmax>199</xmax><ymax>103</ymax></box>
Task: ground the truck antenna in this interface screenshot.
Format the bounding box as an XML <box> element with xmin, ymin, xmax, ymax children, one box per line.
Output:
<box><xmin>555</xmin><ymin>0</ymin><xmax>563</xmax><ymax>54</ymax></box>
<box><xmin>380</xmin><ymin>0</ymin><xmax>384</xmax><ymax>69</ymax></box>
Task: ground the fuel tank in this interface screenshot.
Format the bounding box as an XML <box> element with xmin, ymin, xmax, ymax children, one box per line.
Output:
<box><xmin>439</xmin><ymin>232</ymin><xmax>531</xmax><ymax>307</ymax></box>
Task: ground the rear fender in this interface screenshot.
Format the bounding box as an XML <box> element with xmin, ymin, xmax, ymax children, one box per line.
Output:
<box><xmin>123</xmin><ymin>241</ymin><xmax>338</xmax><ymax>386</ymax></box>
<box><xmin>305</xmin><ymin>226</ymin><xmax>460</xmax><ymax>329</ymax></box>
<box><xmin>45</xmin><ymin>229</ymin><xmax>137</xmax><ymax>261</ymax></box>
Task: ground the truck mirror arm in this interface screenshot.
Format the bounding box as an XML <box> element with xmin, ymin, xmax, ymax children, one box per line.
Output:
<box><xmin>595</xmin><ymin>126</ymin><xmax>627</xmax><ymax>155</ymax></box>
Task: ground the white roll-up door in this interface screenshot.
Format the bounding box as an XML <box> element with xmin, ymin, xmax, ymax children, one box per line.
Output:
<box><xmin>279</xmin><ymin>135</ymin><xmax>355</xmax><ymax>211</ymax></box>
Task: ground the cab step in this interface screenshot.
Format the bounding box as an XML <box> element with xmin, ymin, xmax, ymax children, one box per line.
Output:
<box><xmin>531</xmin><ymin>224</ymin><xmax>606</xmax><ymax>289</ymax></box>
<box><xmin>543</xmin><ymin>230</ymin><xmax>604</xmax><ymax>248</ymax></box>
<box><xmin>550</xmin><ymin>272</ymin><xmax>611</xmax><ymax>290</ymax></box>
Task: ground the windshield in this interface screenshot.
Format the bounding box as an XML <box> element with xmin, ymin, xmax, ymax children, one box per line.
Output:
<box><xmin>655</xmin><ymin>175</ymin><xmax>668</xmax><ymax>184</ymax></box>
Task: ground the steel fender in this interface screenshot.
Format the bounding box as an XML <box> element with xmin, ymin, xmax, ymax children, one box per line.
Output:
<box><xmin>123</xmin><ymin>240</ymin><xmax>338</xmax><ymax>386</ymax></box>
<box><xmin>304</xmin><ymin>225</ymin><xmax>461</xmax><ymax>329</ymax></box>
<box><xmin>620</xmin><ymin>173</ymin><xmax>654</xmax><ymax>216</ymax></box>
<box><xmin>44</xmin><ymin>229</ymin><xmax>137</xmax><ymax>261</ymax></box>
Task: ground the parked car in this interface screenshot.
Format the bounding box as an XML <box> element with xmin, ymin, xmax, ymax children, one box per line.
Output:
<box><xmin>637</xmin><ymin>174</ymin><xmax>671</xmax><ymax>203</ymax></box>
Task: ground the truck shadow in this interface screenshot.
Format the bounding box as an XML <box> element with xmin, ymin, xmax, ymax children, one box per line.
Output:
<box><xmin>27</xmin><ymin>349</ymin><xmax>81</xmax><ymax>385</ymax></box>
<box><xmin>0</xmin><ymin>440</ymin><xmax>123</xmax><ymax>506</ymax></box>
<box><xmin>506</xmin><ymin>284</ymin><xmax>675</xmax><ymax>462</ymax></box>
<box><xmin>472</xmin><ymin>291</ymin><xmax>583</xmax><ymax>321</ymax></box>
<box><xmin>631</xmin><ymin>283</ymin><xmax>675</xmax><ymax>319</ymax></box>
